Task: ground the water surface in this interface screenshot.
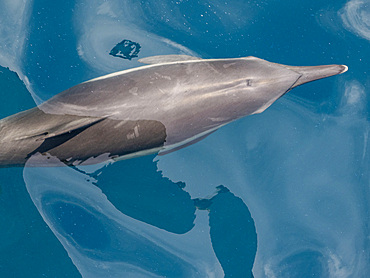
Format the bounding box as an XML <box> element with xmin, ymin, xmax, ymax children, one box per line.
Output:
<box><xmin>0</xmin><ymin>0</ymin><xmax>369</xmax><ymax>277</ymax></box>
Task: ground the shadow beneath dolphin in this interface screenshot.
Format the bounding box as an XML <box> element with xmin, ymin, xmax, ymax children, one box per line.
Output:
<box><xmin>94</xmin><ymin>154</ymin><xmax>196</xmax><ymax>234</ymax></box>
<box><xmin>23</xmin><ymin>153</ymin><xmax>257</xmax><ymax>277</ymax></box>
<box><xmin>194</xmin><ymin>185</ymin><xmax>257</xmax><ymax>278</ymax></box>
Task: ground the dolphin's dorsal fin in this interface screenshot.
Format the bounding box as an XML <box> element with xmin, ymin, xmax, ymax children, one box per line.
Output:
<box><xmin>138</xmin><ymin>55</ymin><xmax>202</xmax><ymax>65</ymax></box>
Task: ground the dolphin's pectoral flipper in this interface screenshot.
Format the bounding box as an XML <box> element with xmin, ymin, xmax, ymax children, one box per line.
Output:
<box><xmin>36</xmin><ymin>118</ymin><xmax>106</xmax><ymax>141</ymax></box>
<box><xmin>138</xmin><ymin>54</ymin><xmax>202</xmax><ymax>65</ymax></box>
<box><xmin>27</xmin><ymin>117</ymin><xmax>106</xmax><ymax>159</ymax></box>
<box><xmin>26</xmin><ymin>117</ymin><xmax>167</xmax><ymax>166</ymax></box>
<box><xmin>15</xmin><ymin>117</ymin><xmax>105</xmax><ymax>142</ymax></box>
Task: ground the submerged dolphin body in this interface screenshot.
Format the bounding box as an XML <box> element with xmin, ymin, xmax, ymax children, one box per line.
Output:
<box><xmin>0</xmin><ymin>55</ymin><xmax>347</xmax><ymax>167</ymax></box>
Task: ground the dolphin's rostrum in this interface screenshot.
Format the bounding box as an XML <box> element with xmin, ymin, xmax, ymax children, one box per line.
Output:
<box><xmin>0</xmin><ymin>55</ymin><xmax>347</xmax><ymax>167</ymax></box>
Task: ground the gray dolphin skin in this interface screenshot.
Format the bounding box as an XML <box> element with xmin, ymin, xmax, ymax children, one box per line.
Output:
<box><xmin>0</xmin><ymin>55</ymin><xmax>347</xmax><ymax>167</ymax></box>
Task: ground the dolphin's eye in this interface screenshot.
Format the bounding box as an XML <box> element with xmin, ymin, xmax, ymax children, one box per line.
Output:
<box><xmin>245</xmin><ymin>79</ymin><xmax>252</xmax><ymax>86</ymax></box>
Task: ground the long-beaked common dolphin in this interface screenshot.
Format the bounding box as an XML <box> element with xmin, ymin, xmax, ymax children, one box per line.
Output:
<box><xmin>0</xmin><ymin>55</ymin><xmax>347</xmax><ymax>167</ymax></box>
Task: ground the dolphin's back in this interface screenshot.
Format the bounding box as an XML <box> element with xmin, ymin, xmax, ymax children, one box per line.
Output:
<box><xmin>39</xmin><ymin>57</ymin><xmax>301</xmax><ymax>120</ymax></box>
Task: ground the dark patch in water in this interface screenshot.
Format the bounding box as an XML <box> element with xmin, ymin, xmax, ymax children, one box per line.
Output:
<box><xmin>194</xmin><ymin>185</ymin><xmax>257</xmax><ymax>278</ymax></box>
<box><xmin>96</xmin><ymin>154</ymin><xmax>196</xmax><ymax>234</ymax></box>
<box><xmin>109</xmin><ymin>39</ymin><xmax>141</xmax><ymax>60</ymax></box>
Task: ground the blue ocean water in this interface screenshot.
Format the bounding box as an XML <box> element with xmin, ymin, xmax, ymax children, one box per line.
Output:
<box><xmin>0</xmin><ymin>0</ymin><xmax>369</xmax><ymax>277</ymax></box>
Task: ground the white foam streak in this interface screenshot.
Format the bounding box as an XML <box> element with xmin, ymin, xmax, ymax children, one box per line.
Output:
<box><xmin>340</xmin><ymin>0</ymin><xmax>370</xmax><ymax>41</ymax></box>
<box><xmin>0</xmin><ymin>0</ymin><xmax>39</xmax><ymax>105</ymax></box>
<box><xmin>75</xmin><ymin>0</ymin><xmax>196</xmax><ymax>75</ymax></box>
<box><xmin>0</xmin><ymin>0</ymin><xmax>31</xmax><ymax>69</ymax></box>
<box><xmin>23</xmin><ymin>153</ymin><xmax>223</xmax><ymax>277</ymax></box>
<box><xmin>340</xmin><ymin>80</ymin><xmax>366</xmax><ymax>114</ymax></box>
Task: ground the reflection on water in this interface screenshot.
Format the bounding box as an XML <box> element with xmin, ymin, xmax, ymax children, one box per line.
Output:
<box><xmin>13</xmin><ymin>73</ymin><xmax>367</xmax><ymax>277</ymax></box>
<box><xmin>24</xmin><ymin>153</ymin><xmax>257</xmax><ymax>277</ymax></box>
<box><xmin>157</xmin><ymin>90</ymin><xmax>369</xmax><ymax>277</ymax></box>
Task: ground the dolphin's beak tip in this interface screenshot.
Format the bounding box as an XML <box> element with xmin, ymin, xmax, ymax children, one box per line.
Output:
<box><xmin>340</xmin><ymin>64</ymin><xmax>348</xmax><ymax>74</ymax></box>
